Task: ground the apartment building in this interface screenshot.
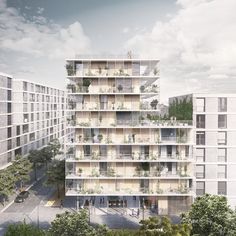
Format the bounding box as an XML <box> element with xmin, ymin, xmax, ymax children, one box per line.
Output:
<box><xmin>65</xmin><ymin>56</ymin><xmax>194</xmax><ymax>215</ymax></box>
<box><xmin>0</xmin><ymin>73</ymin><xmax>67</xmax><ymax>169</ymax></box>
<box><xmin>170</xmin><ymin>93</ymin><xmax>236</xmax><ymax>209</ymax></box>
<box><xmin>0</xmin><ymin>73</ymin><xmax>13</xmax><ymax>168</ymax></box>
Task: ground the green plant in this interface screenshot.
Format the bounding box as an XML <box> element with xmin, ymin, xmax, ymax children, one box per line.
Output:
<box><xmin>65</xmin><ymin>63</ymin><xmax>74</xmax><ymax>76</ymax></box>
<box><xmin>150</xmin><ymin>99</ymin><xmax>158</xmax><ymax>109</ymax></box>
<box><xmin>117</xmin><ymin>84</ymin><xmax>123</xmax><ymax>92</ymax></box>
<box><xmin>140</xmin><ymin>85</ymin><xmax>145</xmax><ymax>92</ymax></box>
<box><xmin>97</xmin><ymin>134</ymin><xmax>103</xmax><ymax>142</ymax></box>
<box><xmin>83</xmin><ymin>79</ymin><xmax>91</xmax><ymax>92</ymax></box>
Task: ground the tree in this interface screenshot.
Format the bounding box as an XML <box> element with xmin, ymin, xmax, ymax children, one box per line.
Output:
<box><xmin>45</xmin><ymin>160</ymin><xmax>65</xmax><ymax>198</ymax></box>
<box><xmin>5</xmin><ymin>220</ymin><xmax>46</xmax><ymax>236</ymax></box>
<box><xmin>10</xmin><ymin>155</ymin><xmax>32</xmax><ymax>190</ymax></box>
<box><xmin>40</xmin><ymin>146</ymin><xmax>53</xmax><ymax>169</ymax></box>
<box><xmin>49</xmin><ymin>210</ymin><xmax>95</xmax><ymax>236</ymax></box>
<box><xmin>48</xmin><ymin>139</ymin><xmax>62</xmax><ymax>160</ymax></box>
<box><xmin>182</xmin><ymin>194</ymin><xmax>236</xmax><ymax>236</ymax></box>
<box><xmin>0</xmin><ymin>168</ymin><xmax>15</xmax><ymax>205</ymax></box>
<box><xmin>150</xmin><ymin>99</ymin><xmax>158</xmax><ymax>110</ymax></box>
<box><xmin>138</xmin><ymin>216</ymin><xmax>191</xmax><ymax>236</ymax></box>
<box><xmin>28</xmin><ymin>150</ymin><xmax>43</xmax><ymax>181</ymax></box>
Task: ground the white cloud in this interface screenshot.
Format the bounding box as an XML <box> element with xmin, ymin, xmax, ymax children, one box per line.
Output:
<box><xmin>122</xmin><ymin>27</ymin><xmax>130</xmax><ymax>34</ymax></box>
<box><xmin>125</xmin><ymin>0</ymin><xmax>236</xmax><ymax>102</ymax></box>
<box><xmin>37</xmin><ymin>7</ymin><xmax>44</xmax><ymax>14</ymax></box>
<box><xmin>0</xmin><ymin>0</ymin><xmax>91</xmax><ymax>59</ymax></box>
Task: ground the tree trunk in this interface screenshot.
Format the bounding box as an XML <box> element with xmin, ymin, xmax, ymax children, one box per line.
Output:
<box><xmin>34</xmin><ymin>163</ymin><xmax>37</xmax><ymax>181</ymax></box>
<box><xmin>57</xmin><ymin>185</ymin><xmax>60</xmax><ymax>198</ymax></box>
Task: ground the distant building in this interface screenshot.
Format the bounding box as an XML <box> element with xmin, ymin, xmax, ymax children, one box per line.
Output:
<box><xmin>170</xmin><ymin>93</ymin><xmax>236</xmax><ymax>209</ymax></box>
<box><xmin>0</xmin><ymin>73</ymin><xmax>67</xmax><ymax>169</ymax></box>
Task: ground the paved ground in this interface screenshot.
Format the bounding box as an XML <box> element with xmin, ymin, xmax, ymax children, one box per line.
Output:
<box><xmin>0</xmin><ymin>172</ymin><xmax>181</xmax><ymax>235</ymax></box>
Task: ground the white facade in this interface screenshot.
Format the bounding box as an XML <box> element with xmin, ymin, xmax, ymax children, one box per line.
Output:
<box><xmin>0</xmin><ymin>74</ymin><xmax>67</xmax><ymax>169</ymax></box>
<box><xmin>170</xmin><ymin>93</ymin><xmax>236</xmax><ymax>209</ymax></box>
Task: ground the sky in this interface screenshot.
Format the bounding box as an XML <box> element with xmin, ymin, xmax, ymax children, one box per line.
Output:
<box><xmin>0</xmin><ymin>0</ymin><xmax>236</xmax><ymax>103</ymax></box>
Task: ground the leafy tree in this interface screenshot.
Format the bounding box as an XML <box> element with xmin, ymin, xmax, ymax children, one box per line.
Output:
<box><xmin>48</xmin><ymin>139</ymin><xmax>62</xmax><ymax>160</ymax></box>
<box><xmin>45</xmin><ymin>160</ymin><xmax>65</xmax><ymax>198</ymax></box>
<box><xmin>28</xmin><ymin>150</ymin><xmax>44</xmax><ymax>180</ymax></box>
<box><xmin>10</xmin><ymin>155</ymin><xmax>32</xmax><ymax>190</ymax></box>
<box><xmin>138</xmin><ymin>216</ymin><xmax>191</xmax><ymax>236</ymax></box>
<box><xmin>49</xmin><ymin>210</ymin><xmax>95</xmax><ymax>236</ymax></box>
<box><xmin>0</xmin><ymin>168</ymin><xmax>15</xmax><ymax>205</ymax></box>
<box><xmin>40</xmin><ymin>146</ymin><xmax>53</xmax><ymax>169</ymax></box>
<box><xmin>182</xmin><ymin>194</ymin><xmax>236</xmax><ymax>236</ymax></box>
<box><xmin>4</xmin><ymin>220</ymin><xmax>46</xmax><ymax>236</ymax></box>
<box><xmin>169</xmin><ymin>97</ymin><xmax>193</xmax><ymax>120</ymax></box>
<box><xmin>105</xmin><ymin>229</ymin><xmax>137</xmax><ymax>236</ymax></box>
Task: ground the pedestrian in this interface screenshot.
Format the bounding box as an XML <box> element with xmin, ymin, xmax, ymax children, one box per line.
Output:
<box><xmin>137</xmin><ymin>208</ymin><xmax>140</xmax><ymax>217</ymax></box>
<box><xmin>60</xmin><ymin>200</ymin><xmax>63</xmax><ymax>208</ymax></box>
<box><xmin>102</xmin><ymin>197</ymin><xmax>104</xmax><ymax>204</ymax></box>
<box><xmin>100</xmin><ymin>198</ymin><xmax>102</xmax><ymax>205</ymax></box>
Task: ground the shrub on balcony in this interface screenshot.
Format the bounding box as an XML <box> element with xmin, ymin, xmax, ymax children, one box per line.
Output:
<box><xmin>140</xmin><ymin>85</ymin><xmax>145</xmax><ymax>92</ymax></box>
<box><xmin>117</xmin><ymin>84</ymin><xmax>123</xmax><ymax>92</ymax></box>
<box><xmin>65</xmin><ymin>64</ymin><xmax>75</xmax><ymax>76</ymax></box>
<box><xmin>82</xmin><ymin>79</ymin><xmax>91</xmax><ymax>92</ymax></box>
<box><xmin>150</xmin><ymin>99</ymin><xmax>158</xmax><ymax>110</ymax></box>
<box><xmin>97</xmin><ymin>134</ymin><xmax>103</xmax><ymax>143</ymax></box>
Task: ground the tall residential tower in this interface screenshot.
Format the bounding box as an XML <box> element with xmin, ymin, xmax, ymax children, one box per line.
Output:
<box><xmin>65</xmin><ymin>56</ymin><xmax>194</xmax><ymax>215</ymax></box>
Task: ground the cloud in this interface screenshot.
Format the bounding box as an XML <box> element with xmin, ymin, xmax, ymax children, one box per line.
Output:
<box><xmin>124</xmin><ymin>0</ymin><xmax>236</xmax><ymax>102</ymax></box>
<box><xmin>37</xmin><ymin>7</ymin><xmax>44</xmax><ymax>14</ymax></box>
<box><xmin>0</xmin><ymin>0</ymin><xmax>91</xmax><ymax>59</ymax></box>
<box><xmin>122</xmin><ymin>27</ymin><xmax>130</xmax><ymax>34</ymax></box>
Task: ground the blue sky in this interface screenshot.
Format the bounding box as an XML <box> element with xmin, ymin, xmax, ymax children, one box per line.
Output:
<box><xmin>1</xmin><ymin>0</ymin><xmax>236</xmax><ymax>102</ymax></box>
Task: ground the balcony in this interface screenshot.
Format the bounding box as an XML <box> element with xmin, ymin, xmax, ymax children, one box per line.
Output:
<box><xmin>66</xmin><ymin>168</ymin><xmax>192</xmax><ymax>179</ymax></box>
<box><xmin>66</xmin><ymin>153</ymin><xmax>193</xmax><ymax>162</ymax></box>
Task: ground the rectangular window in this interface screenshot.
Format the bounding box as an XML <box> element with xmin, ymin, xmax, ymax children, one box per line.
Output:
<box><xmin>196</xmin><ymin>181</ymin><xmax>205</xmax><ymax>195</ymax></box>
<box><xmin>196</xmin><ymin>115</ymin><xmax>205</xmax><ymax>128</ymax></box>
<box><xmin>7</xmin><ymin>90</ymin><xmax>11</xmax><ymax>101</ymax></box>
<box><xmin>23</xmin><ymin>81</ymin><xmax>28</xmax><ymax>91</ymax></box>
<box><xmin>196</xmin><ymin>148</ymin><xmax>205</xmax><ymax>162</ymax></box>
<box><xmin>218</xmin><ymin>131</ymin><xmax>227</xmax><ymax>145</ymax></box>
<box><xmin>196</xmin><ymin>131</ymin><xmax>205</xmax><ymax>145</ymax></box>
<box><xmin>218</xmin><ymin>98</ymin><xmax>227</xmax><ymax>112</ymax></box>
<box><xmin>7</xmin><ymin>127</ymin><xmax>11</xmax><ymax>138</ymax></box>
<box><xmin>196</xmin><ymin>165</ymin><xmax>205</xmax><ymax>179</ymax></box>
<box><xmin>218</xmin><ymin>115</ymin><xmax>227</xmax><ymax>129</ymax></box>
<box><xmin>218</xmin><ymin>148</ymin><xmax>227</xmax><ymax>162</ymax></box>
<box><xmin>7</xmin><ymin>77</ymin><xmax>12</xmax><ymax>88</ymax></box>
<box><xmin>196</xmin><ymin>98</ymin><xmax>205</xmax><ymax>112</ymax></box>
<box><xmin>16</xmin><ymin>125</ymin><xmax>20</xmax><ymax>136</ymax></box>
<box><xmin>217</xmin><ymin>165</ymin><xmax>226</xmax><ymax>178</ymax></box>
<box><xmin>218</xmin><ymin>181</ymin><xmax>227</xmax><ymax>195</ymax></box>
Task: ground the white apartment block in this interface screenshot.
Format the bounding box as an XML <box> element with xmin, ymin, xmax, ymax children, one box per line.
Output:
<box><xmin>65</xmin><ymin>56</ymin><xmax>194</xmax><ymax>215</ymax></box>
<box><xmin>0</xmin><ymin>73</ymin><xmax>13</xmax><ymax>168</ymax></box>
<box><xmin>170</xmin><ymin>93</ymin><xmax>236</xmax><ymax>209</ymax></box>
<box><xmin>0</xmin><ymin>73</ymin><xmax>67</xmax><ymax>169</ymax></box>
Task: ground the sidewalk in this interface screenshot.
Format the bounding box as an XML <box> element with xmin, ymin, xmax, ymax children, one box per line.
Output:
<box><xmin>0</xmin><ymin>166</ymin><xmax>46</xmax><ymax>213</ymax></box>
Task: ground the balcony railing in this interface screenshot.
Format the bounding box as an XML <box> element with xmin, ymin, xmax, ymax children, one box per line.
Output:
<box><xmin>66</xmin><ymin>170</ymin><xmax>191</xmax><ymax>178</ymax></box>
<box><xmin>66</xmin><ymin>153</ymin><xmax>193</xmax><ymax>161</ymax></box>
<box><xmin>65</xmin><ymin>187</ymin><xmax>194</xmax><ymax>195</ymax></box>
<box><xmin>67</xmin><ymin>119</ymin><xmax>193</xmax><ymax>127</ymax></box>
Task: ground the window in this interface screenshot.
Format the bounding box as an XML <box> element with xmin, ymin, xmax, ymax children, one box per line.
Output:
<box><xmin>7</xmin><ymin>77</ymin><xmax>12</xmax><ymax>88</ymax></box>
<box><xmin>196</xmin><ymin>98</ymin><xmax>205</xmax><ymax>112</ymax></box>
<box><xmin>218</xmin><ymin>98</ymin><xmax>227</xmax><ymax>112</ymax></box>
<box><xmin>218</xmin><ymin>131</ymin><xmax>227</xmax><ymax>145</ymax></box>
<box><xmin>196</xmin><ymin>165</ymin><xmax>205</xmax><ymax>179</ymax></box>
<box><xmin>7</xmin><ymin>127</ymin><xmax>11</xmax><ymax>138</ymax></box>
<box><xmin>218</xmin><ymin>181</ymin><xmax>226</xmax><ymax>195</ymax></box>
<box><xmin>7</xmin><ymin>90</ymin><xmax>11</xmax><ymax>101</ymax></box>
<box><xmin>16</xmin><ymin>125</ymin><xmax>20</xmax><ymax>136</ymax></box>
<box><xmin>196</xmin><ymin>181</ymin><xmax>205</xmax><ymax>195</ymax></box>
<box><xmin>196</xmin><ymin>131</ymin><xmax>205</xmax><ymax>145</ymax></box>
<box><xmin>218</xmin><ymin>148</ymin><xmax>227</xmax><ymax>162</ymax></box>
<box><xmin>218</xmin><ymin>115</ymin><xmax>227</xmax><ymax>128</ymax></box>
<box><xmin>7</xmin><ymin>103</ymin><xmax>11</xmax><ymax>113</ymax></box>
<box><xmin>217</xmin><ymin>165</ymin><xmax>226</xmax><ymax>178</ymax></box>
<box><xmin>196</xmin><ymin>148</ymin><xmax>205</xmax><ymax>162</ymax></box>
<box><xmin>23</xmin><ymin>81</ymin><xmax>28</xmax><ymax>91</ymax></box>
<box><xmin>196</xmin><ymin>115</ymin><xmax>205</xmax><ymax>128</ymax></box>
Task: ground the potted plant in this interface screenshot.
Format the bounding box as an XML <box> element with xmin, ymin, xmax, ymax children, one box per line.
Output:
<box><xmin>97</xmin><ymin>134</ymin><xmax>103</xmax><ymax>143</ymax></box>
<box><xmin>150</xmin><ymin>99</ymin><xmax>158</xmax><ymax>110</ymax></box>
<box><xmin>65</xmin><ymin>63</ymin><xmax>74</xmax><ymax>76</ymax></box>
<box><xmin>119</xmin><ymin>68</ymin><xmax>124</xmax><ymax>75</ymax></box>
<box><xmin>78</xmin><ymin>168</ymin><xmax>82</xmax><ymax>176</ymax></box>
<box><xmin>117</xmin><ymin>84</ymin><xmax>123</xmax><ymax>92</ymax></box>
<box><xmin>98</xmin><ymin>67</ymin><xmax>102</xmax><ymax>75</ymax></box>
<box><xmin>83</xmin><ymin>79</ymin><xmax>91</xmax><ymax>92</ymax></box>
<box><xmin>153</xmin><ymin>68</ymin><xmax>159</xmax><ymax>75</ymax></box>
<box><xmin>140</xmin><ymin>85</ymin><xmax>145</xmax><ymax>92</ymax></box>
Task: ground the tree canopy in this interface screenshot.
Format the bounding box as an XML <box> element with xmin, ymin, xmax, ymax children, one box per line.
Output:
<box><xmin>182</xmin><ymin>194</ymin><xmax>236</xmax><ymax>236</ymax></box>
